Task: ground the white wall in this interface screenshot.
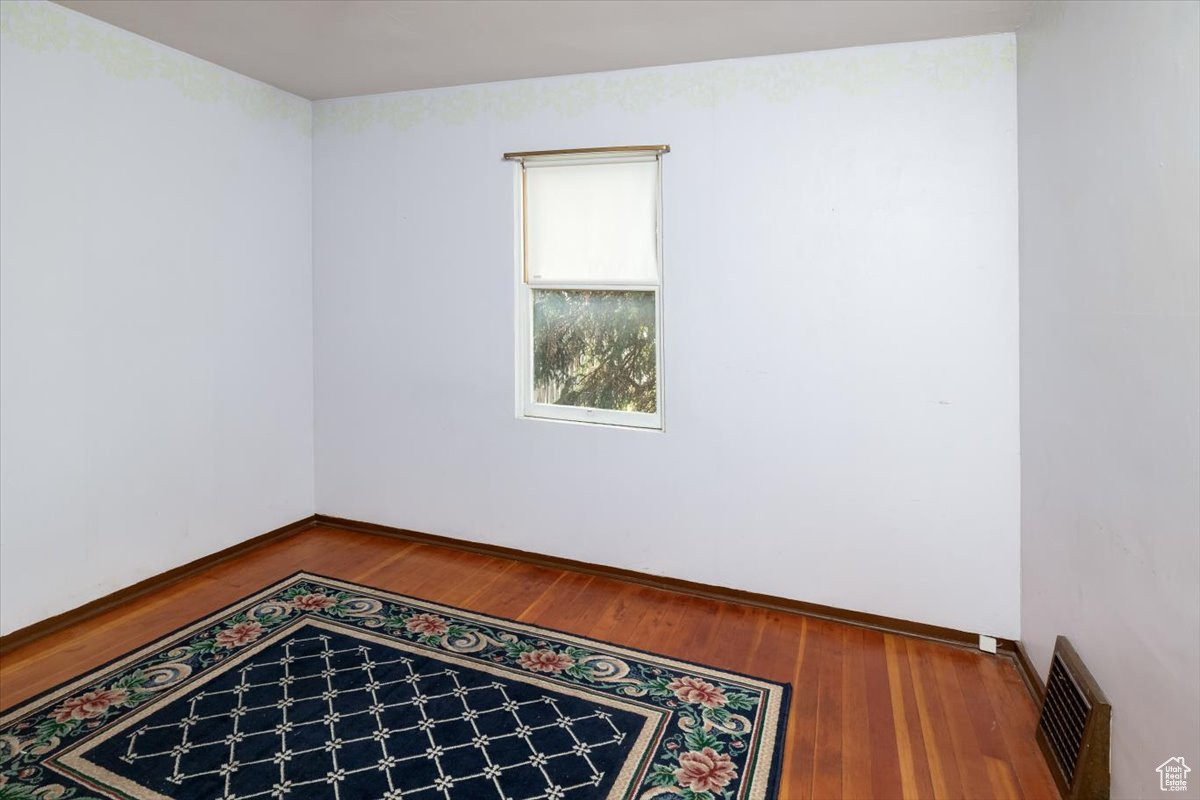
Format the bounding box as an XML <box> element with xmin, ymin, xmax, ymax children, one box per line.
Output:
<box><xmin>313</xmin><ymin>35</ymin><xmax>1021</xmax><ymax>637</ymax></box>
<box><xmin>1018</xmin><ymin>2</ymin><xmax>1200</xmax><ymax>797</ymax></box>
<box><xmin>0</xmin><ymin>1</ymin><xmax>315</xmax><ymax>633</ymax></box>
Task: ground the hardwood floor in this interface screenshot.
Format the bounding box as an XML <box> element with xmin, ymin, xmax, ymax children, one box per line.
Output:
<box><xmin>0</xmin><ymin>525</ymin><xmax>1057</xmax><ymax>799</ymax></box>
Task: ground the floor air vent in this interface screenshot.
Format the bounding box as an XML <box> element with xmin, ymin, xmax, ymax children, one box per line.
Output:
<box><xmin>1037</xmin><ymin>636</ymin><xmax>1111</xmax><ymax>799</ymax></box>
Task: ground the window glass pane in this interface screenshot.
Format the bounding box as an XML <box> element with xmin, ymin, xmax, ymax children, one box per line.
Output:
<box><xmin>525</xmin><ymin>160</ymin><xmax>658</xmax><ymax>284</ymax></box>
<box><xmin>531</xmin><ymin>289</ymin><xmax>656</xmax><ymax>413</ymax></box>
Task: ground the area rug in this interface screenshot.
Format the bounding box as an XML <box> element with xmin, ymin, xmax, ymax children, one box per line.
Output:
<box><xmin>0</xmin><ymin>573</ymin><xmax>789</xmax><ymax>799</ymax></box>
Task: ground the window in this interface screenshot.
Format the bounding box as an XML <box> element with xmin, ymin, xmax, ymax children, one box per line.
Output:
<box><xmin>508</xmin><ymin>146</ymin><xmax>667</xmax><ymax>430</ymax></box>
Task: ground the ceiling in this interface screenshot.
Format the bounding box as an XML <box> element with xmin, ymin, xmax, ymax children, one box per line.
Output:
<box><xmin>55</xmin><ymin>0</ymin><xmax>1033</xmax><ymax>101</ymax></box>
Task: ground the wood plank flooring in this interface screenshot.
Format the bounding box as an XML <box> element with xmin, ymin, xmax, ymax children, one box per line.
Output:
<box><xmin>0</xmin><ymin>525</ymin><xmax>1057</xmax><ymax>799</ymax></box>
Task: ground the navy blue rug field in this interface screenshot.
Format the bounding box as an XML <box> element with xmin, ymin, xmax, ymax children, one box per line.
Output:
<box><xmin>0</xmin><ymin>573</ymin><xmax>789</xmax><ymax>800</ymax></box>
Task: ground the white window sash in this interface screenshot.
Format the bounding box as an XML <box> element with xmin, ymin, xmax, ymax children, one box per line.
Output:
<box><xmin>518</xmin><ymin>285</ymin><xmax>662</xmax><ymax>430</ymax></box>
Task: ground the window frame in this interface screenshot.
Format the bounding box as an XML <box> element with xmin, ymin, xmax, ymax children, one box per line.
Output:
<box><xmin>512</xmin><ymin>149</ymin><xmax>665</xmax><ymax>431</ymax></box>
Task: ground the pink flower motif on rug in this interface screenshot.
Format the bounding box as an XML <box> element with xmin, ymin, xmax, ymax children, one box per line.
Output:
<box><xmin>0</xmin><ymin>574</ymin><xmax>787</xmax><ymax>800</ymax></box>
<box><xmin>404</xmin><ymin>613</ymin><xmax>450</xmax><ymax>636</ymax></box>
<box><xmin>290</xmin><ymin>593</ymin><xmax>338</xmax><ymax>611</ymax></box>
<box><xmin>517</xmin><ymin>649</ymin><xmax>575</xmax><ymax>674</ymax></box>
<box><xmin>675</xmin><ymin>747</ymin><xmax>737</xmax><ymax>793</ymax></box>
<box><xmin>52</xmin><ymin>688</ymin><xmax>129</xmax><ymax>723</ymax></box>
<box><xmin>215</xmin><ymin>621</ymin><xmax>265</xmax><ymax>649</ymax></box>
<box><xmin>666</xmin><ymin>675</ymin><xmax>727</xmax><ymax>708</ymax></box>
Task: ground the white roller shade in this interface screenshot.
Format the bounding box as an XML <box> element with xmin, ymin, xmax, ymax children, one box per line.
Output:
<box><xmin>524</xmin><ymin>157</ymin><xmax>659</xmax><ymax>284</ymax></box>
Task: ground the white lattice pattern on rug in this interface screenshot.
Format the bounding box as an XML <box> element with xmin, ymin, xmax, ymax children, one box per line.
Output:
<box><xmin>116</xmin><ymin>634</ymin><xmax>634</xmax><ymax>800</ymax></box>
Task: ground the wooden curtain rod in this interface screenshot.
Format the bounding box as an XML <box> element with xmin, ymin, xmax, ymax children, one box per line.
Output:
<box><xmin>503</xmin><ymin>145</ymin><xmax>670</xmax><ymax>161</ymax></box>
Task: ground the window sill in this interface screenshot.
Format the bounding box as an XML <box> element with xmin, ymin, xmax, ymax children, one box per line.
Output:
<box><xmin>520</xmin><ymin>404</ymin><xmax>662</xmax><ymax>432</ymax></box>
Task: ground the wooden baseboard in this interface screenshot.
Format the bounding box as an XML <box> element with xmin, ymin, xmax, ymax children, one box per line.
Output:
<box><xmin>0</xmin><ymin>515</ymin><xmax>318</xmax><ymax>656</ymax></box>
<box><xmin>3</xmin><ymin>511</ymin><xmax>1042</xmax><ymax>679</ymax></box>
<box><xmin>313</xmin><ymin>513</ymin><xmax>1010</xmax><ymax>653</ymax></box>
<box><xmin>1012</xmin><ymin>639</ymin><xmax>1046</xmax><ymax>701</ymax></box>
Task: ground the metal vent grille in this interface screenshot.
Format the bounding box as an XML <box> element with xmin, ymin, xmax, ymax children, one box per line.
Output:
<box><xmin>1035</xmin><ymin>636</ymin><xmax>1111</xmax><ymax>800</ymax></box>
<box><xmin>1040</xmin><ymin>653</ymin><xmax>1091</xmax><ymax>782</ymax></box>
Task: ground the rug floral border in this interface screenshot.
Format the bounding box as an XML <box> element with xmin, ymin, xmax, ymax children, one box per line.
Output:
<box><xmin>0</xmin><ymin>572</ymin><xmax>790</xmax><ymax>800</ymax></box>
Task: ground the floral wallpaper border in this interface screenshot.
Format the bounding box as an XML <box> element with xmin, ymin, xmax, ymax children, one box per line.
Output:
<box><xmin>0</xmin><ymin>0</ymin><xmax>310</xmax><ymax>135</ymax></box>
<box><xmin>312</xmin><ymin>35</ymin><xmax>1015</xmax><ymax>136</ymax></box>
<box><xmin>1</xmin><ymin>0</ymin><xmax>1013</xmax><ymax>142</ymax></box>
